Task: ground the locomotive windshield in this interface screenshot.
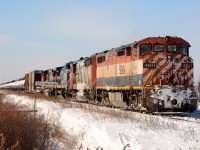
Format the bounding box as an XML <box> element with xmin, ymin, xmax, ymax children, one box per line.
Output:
<box><xmin>133</xmin><ymin>46</ymin><xmax>137</xmax><ymax>57</ymax></box>
<box><xmin>178</xmin><ymin>44</ymin><xmax>188</xmax><ymax>55</ymax></box>
<box><xmin>154</xmin><ymin>44</ymin><xmax>164</xmax><ymax>52</ymax></box>
<box><xmin>168</xmin><ymin>44</ymin><xmax>176</xmax><ymax>52</ymax></box>
<box><xmin>84</xmin><ymin>58</ymin><xmax>92</xmax><ymax>67</ymax></box>
<box><xmin>140</xmin><ymin>44</ymin><xmax>152</xmax><ymax>56</ymax></box>
<box><xmin>126</xmin><ymin>47</ymin><xmax>131</xmax><ymax>56</ymax></box>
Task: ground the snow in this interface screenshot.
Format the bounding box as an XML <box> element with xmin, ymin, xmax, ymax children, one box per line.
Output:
<box><xmin>2</xmin><ymin>92</ymin><xmax>200</xmax><ymax>150</ymax></box>
<box><xmin>198</xmin><ymin>102</ymin><xmax>200</xmax><ymax>110</ymax></box>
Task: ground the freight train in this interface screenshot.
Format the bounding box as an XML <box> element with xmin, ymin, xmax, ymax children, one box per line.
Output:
<box><xmin>0</xmin><ymin>36</ymin><xmax>197</xmax><ymax>112</ymax></box>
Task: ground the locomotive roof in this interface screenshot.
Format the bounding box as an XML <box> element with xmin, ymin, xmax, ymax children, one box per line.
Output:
<box><xmin>82</xmin><ymin>36</ymin><xmax>190</xmax><ymax>59</ymax></box>
<box><xmin>137</xmin><ymin>36</ymin><xmax>191</xmax><ymax>46</ymax></box>
<box><xmin>116</xmin><ymin>36</ymin><xmax>190</xmax><ymax>49</ymax></box>
<box><xmin>116</xmin><ymin>40</ymin><xmax>140</xmax><ymax>50</ymax></box>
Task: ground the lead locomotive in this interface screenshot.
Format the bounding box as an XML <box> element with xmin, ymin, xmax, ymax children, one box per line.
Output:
<box><xmin>0</xmin><ymin>36</ymin><xmax>197</xmax><ymax>112</ymax></box>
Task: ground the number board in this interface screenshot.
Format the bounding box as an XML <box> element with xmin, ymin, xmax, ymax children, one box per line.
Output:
<box><xmin>119</xmin><ymin>65</ymin><xmax>125</xmax><ymax>74</ymax></box>
<box><xmin>182</xmin><ymin>63</ymin><xmax>193</xmax><ymax>69</ymax></box>
<box><xmin>35</xmin><ymin>81</ymin><xmax>42</xmax><ymax>86</ymax></box>
<box><xmin>143</xmin><ymin>63</ymin><xmax>156</xmax><ymax>68</ymax></box>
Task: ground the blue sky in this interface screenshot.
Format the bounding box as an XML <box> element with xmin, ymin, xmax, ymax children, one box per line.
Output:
<box><xmin>0</xmin><ymin>0</ymin><xmax>200</xmax><ymax>83</ymax></box>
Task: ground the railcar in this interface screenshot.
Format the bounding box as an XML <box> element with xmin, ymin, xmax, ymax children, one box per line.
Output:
<box><xmin>69</xmin><ymin>55</ymin><xmax>97</xmax><ymax>100</ymax></box>
<box><xmin>60</xmin><ymin>62</ymin><xmax>73</xmax><ymax>86</ymax></box>
<box><xmin>94</xmin><ymin>36</ymin><xmax>197</xmax><ymax>112</ymax></box>
<box><xmin>39</xmin><ymin>67</ymin><xmax>64</xmax><ymax>96</ymax></box>
<box><xmin>58</xmin><ymin>61</ymin><xmax>73</xmax><ymax>97</ymax></box>
<box><xmin>24</xmin><ymin>70</ymin><xmax>42</xmax><ymax>92</ymax></box>
<box><xmin>0</xmin><ymin>78</ymin><xmax>25</xmax><ymax>91</ymax></box>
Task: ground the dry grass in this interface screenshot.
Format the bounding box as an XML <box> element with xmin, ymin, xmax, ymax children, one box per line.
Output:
<box><xmin>50</xmin><ymin>123</ymin><xmax>78</xmax><ymax>149</ymax></box>
<box><xmin>0</xmin><ymin>91</ymin><xmax>79</xmax><ymax>150</ymax></box>
<box><xmin>0</xmin><ymin>134</ymin><xmax>19</xmax><ymax>150</ymax></box>
<box><xmin>0</xmin><ymin>92</ymin><xmax>60</xmax><ymax>150</ymax></box>
<box><xmin>0</xmin><ymin>111</ymin><xmax>51</xmax><ymax>149</ymax></box>
<box><xmin>4</xmin><ymin>90</ymin><xmax>65</xmax><ymax>103</ymax></box>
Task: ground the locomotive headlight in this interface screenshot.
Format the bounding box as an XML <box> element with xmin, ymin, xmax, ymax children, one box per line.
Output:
<box><xmin>157</xmin><ymin>90</ymin><xmax>162</xmax><ymax>96</ymax></box>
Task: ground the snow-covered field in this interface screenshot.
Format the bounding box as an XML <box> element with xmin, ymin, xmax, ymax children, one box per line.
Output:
<box><xmin>2</xmin><ymin>93</ymin><xmax>200</xmax><ymax>150</ymax></box>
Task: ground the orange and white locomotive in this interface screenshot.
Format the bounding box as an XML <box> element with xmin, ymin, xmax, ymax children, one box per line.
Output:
<box><xmin>70</xmin><ymin>36</ymin><xmax>197</xmax><ymax>112</ymax></box>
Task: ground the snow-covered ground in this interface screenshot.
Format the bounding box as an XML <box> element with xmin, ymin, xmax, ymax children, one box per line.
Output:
<box><xmin>2</xmin><ymin>93</ymin><xmax>200</xmax><ymax>150</ymax></box>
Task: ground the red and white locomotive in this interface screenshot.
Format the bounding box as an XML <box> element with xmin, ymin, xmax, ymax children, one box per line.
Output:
<box><xmin>69</xmin><ymin>36</ymin><xmax>197</xmax><ymax>112</ymax></box>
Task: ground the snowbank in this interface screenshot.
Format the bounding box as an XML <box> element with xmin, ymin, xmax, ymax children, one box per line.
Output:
<box><xmin>2</xmin><ymin>94</ymin><xmax>200</xmax><ymax>150</ymax></box>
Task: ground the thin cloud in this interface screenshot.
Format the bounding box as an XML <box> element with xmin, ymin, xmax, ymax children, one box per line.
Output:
<box><xmin>48</xmin><ymin>10</ymin><xmax>133</xmax><ymax>43</ymax></box>
<box><xmin>0</xmin><ymin>34</ymin><xmax>13</xmax><ymax>44</ymax></box>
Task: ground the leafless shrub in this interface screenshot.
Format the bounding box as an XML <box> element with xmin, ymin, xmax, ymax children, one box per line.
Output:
<box><xmin>0</xmin><ymin>111</ymin><xmax>53</xmax><ymax>150</ymax></box>
<box><xmin>119</xmin><ymin>133</ymin><xmax>130</xmax><ymax>150</ymax></box>
<box><xmin>0</xmin><ymin>93</ymin><xmax>4</xmax><ymax>100</ymax></box>
<box><xmin>0</xmin><ymin>94</ymin><xmax>3</xmax><ymax>110</ymax></box>
<box><xmin>0</xmin><ymin>134</ymin><xmax>19</xmax><ymax>150</ymax></box>
<box><xmin>1</xmin><ymin>91</ymin><xmax>79</xmax><ymax>149</ymax></box>
<box><xmin>51</xmin><ymin>123</ymin><xmax>78</xmax><ymax>149</ymax></box>
<box><xmin>0</xmin><ymin>94</ymin><xmax>61</xmax><ymax>150</ymax></box>
<box><xmin>4</xmin><ymin>90</ymin><xmax>66</xmax><ymax>104</ymax></box>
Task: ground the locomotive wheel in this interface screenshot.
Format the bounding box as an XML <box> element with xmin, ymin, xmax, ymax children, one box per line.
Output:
<box><xmin>62</xmin><ymin>90</ymin><xmax>67</xmax><ymax>99</ymax></box>
<box><xmin>71</xmin><ymin>91</ymin><xmax>77</xmax><ymax>100</ymax></box>
<box><xmin>102</xmin><ymin>97</ymin><xmax>111</xmax><ymax>106</ymax></box>
<box><xmin>48</xmin><ymin>90</ymin><xmax>54</xmax><ymax>97</ymax></box>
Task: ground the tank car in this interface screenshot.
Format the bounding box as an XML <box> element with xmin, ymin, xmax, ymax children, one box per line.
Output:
<box><xmin>0</xmin><ymin>78</ymin><xmax>25</xmax><ymax>91</ymax></box>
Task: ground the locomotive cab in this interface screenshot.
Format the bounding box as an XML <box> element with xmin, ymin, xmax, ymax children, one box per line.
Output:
<box><xmin>93</xmin><ymin>36</ymin><xmax>197</xmax><ymax>112</ymax></box>
<box><xmin>135</xmin><ymin>36</ymin><xmax>196</xmax><ymax>112</ymax></box>
<box><xmin>139</xmin><ymin>36</ymin><xmax>192</xmax><ymax>86</ymax></box>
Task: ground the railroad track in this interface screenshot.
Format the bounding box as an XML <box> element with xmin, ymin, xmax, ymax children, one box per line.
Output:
<box><xmin>168</xmin><ymin>115</ymin><xmax>200</xmax><ymax>124</ymax></box>
<box><xmin>67</xmin><ymin>97</ymin><xmax>200</xmax><ymax>121</ymax></box>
